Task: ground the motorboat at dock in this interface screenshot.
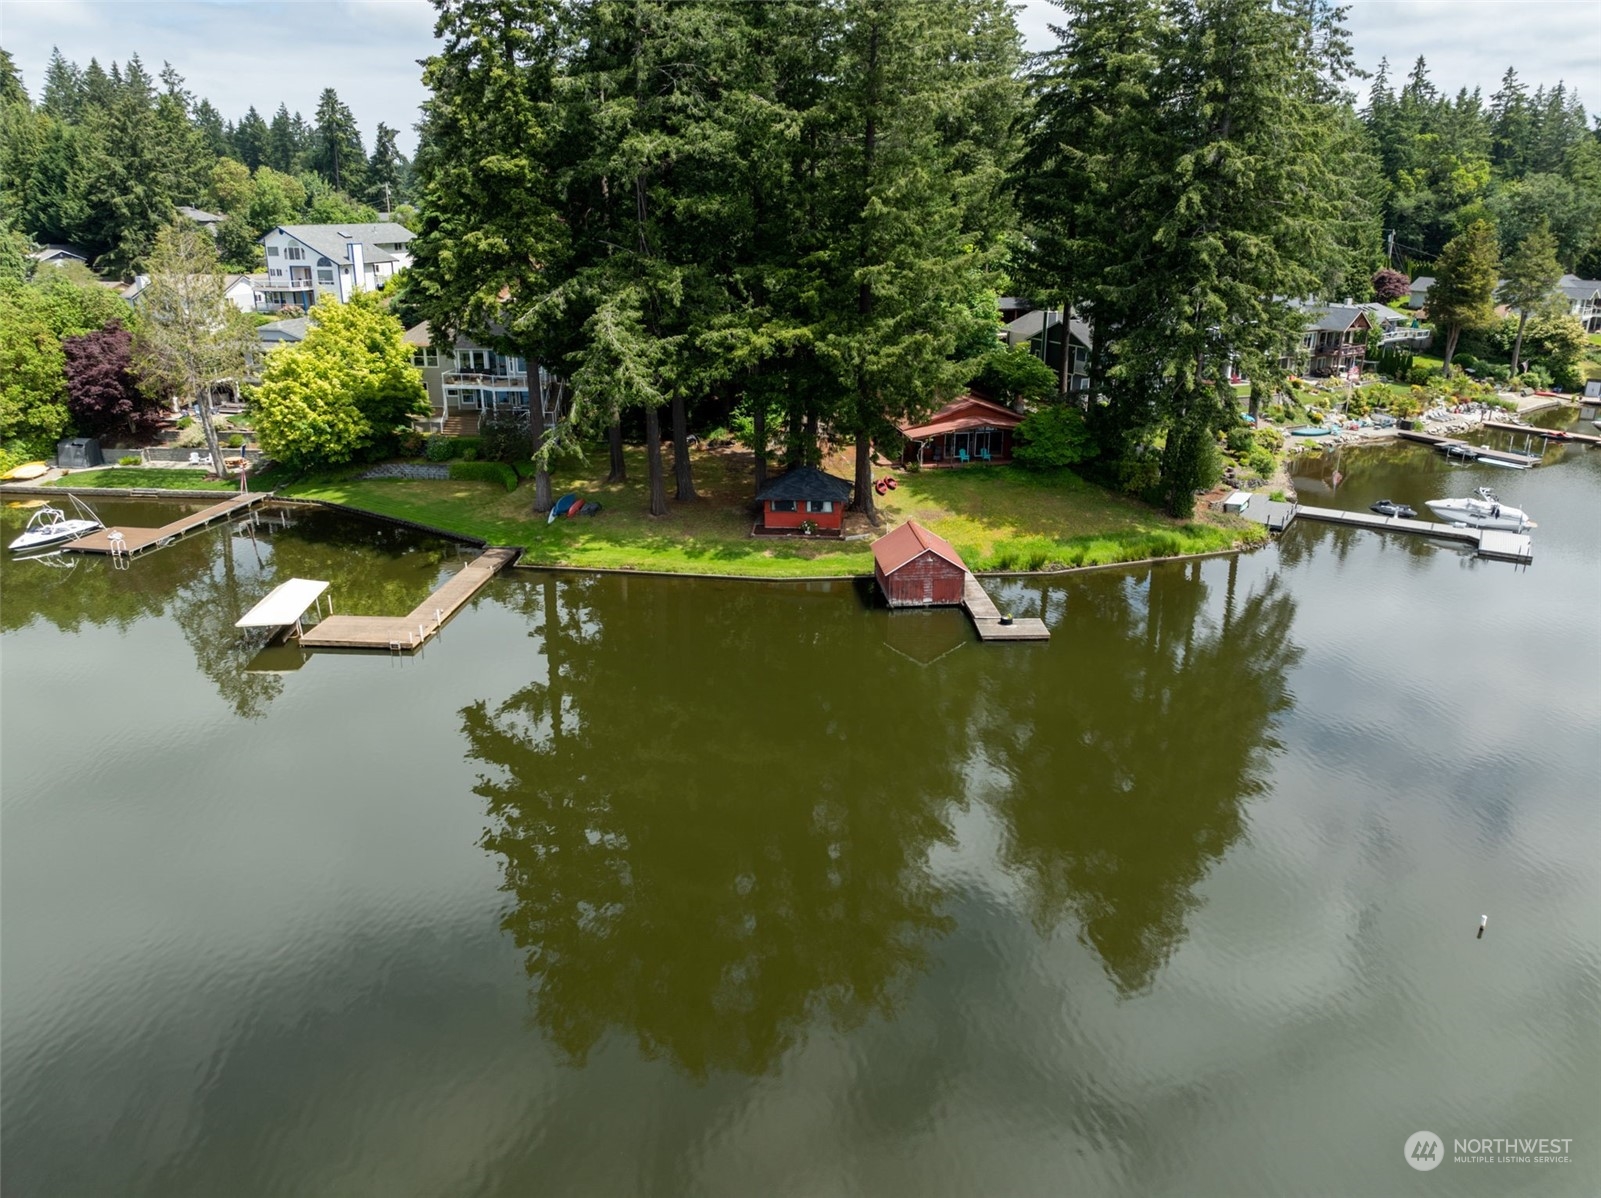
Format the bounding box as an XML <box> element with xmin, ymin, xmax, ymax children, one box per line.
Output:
<box><xmin>1424</xmin><ymin>487</ymin><xmax>1535</xmax><ymax>531</ymax></box>
<box><xmin>6</xmin><ymin>502</ymin><xmax>102</xmax><ymax>552</ymax></box>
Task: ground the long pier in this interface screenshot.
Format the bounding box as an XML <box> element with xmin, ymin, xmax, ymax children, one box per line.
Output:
<box><xmin>962</xmin><ymin>573</ymin><xmax>1050</xmax><ymax>641</ymax></box>
<box><xmin>299</xmin><ymin>547</ymin><xmax>519</xmax><ymax>651</ymax></box>
<box><xmin>1396</xmin><ymin>428</ymin><xmax>1541</xmax><ymax>468</ymax></box>
<box><xmin>63</xmin><ymin>493</ymin><xmax>267</xmax><ymax>556</ymax></box>
<box><xmin>1290</xmin><ymin>505</ymin><xmax>1532</xmax><ymax>562</ymax></box>
<box><xmin>1480</xmin><ymin>419</ymin><xmax>1601</xmax><ymax>447</ymax></box>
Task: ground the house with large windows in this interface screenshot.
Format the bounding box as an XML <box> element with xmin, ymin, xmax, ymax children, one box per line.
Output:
<box><xmin>1557</xmin><ymin>275</ymin><xmax>1601</xmax><ymax>333</ymax></box>
<box><xmin>1002</xmin><ymin>307</ymin><xmax>1092</xmax><ymax>393</ymax></box>
<box><xmin>403</xmin><ymin>322</ymin><xmax>561</xmax><ymax>435</ymax></box>
<box><xmin>257</xmin><ymin>223</ymin><xmax>414</xmax><ymax>311</ymax></box>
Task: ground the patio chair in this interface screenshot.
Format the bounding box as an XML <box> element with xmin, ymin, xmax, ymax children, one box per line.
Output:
<box><xmin>979</xmin><ymin>448</ymin><xmax>991</xmax><ymax>462</ymax></box>
<box><xmin>957</xmin><ymin>448</ymin><xmax>969</xmax><ymax>464</ymax></box>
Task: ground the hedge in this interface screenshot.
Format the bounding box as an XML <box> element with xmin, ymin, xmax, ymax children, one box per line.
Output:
<box><xmin>448</xmin><ymin>460</ymin><xmax>519</xmax><ymax>492</ymax></box>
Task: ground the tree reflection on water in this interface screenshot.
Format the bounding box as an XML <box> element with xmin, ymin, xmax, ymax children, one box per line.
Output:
<box><xmin>461</xmin><ymin>575</ymin><xmax>970</xmax><ymax>1079</ymax></box>
<box><xmin>980</xmin><ymin>557</ymin><xmax>1301</xmax><ymax>995</ymax></box>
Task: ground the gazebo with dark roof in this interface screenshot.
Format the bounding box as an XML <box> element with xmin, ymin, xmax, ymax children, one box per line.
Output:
<box><xmin>754</xmin><ymin>466</ymin><xmax>853</xmax><ymax>533</ymax></box>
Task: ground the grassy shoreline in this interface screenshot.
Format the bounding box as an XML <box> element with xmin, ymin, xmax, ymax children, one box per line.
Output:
<box><xmin>284</xmin><ymin>446</ymin><xmax>1265</xmax><ymax>579</ymax></box>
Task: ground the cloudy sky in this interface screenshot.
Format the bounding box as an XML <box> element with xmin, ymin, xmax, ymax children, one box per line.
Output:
<box><xmin>2</xmin><ymin>0</ymin><xmax>1597</xmax><ymax>157</ymax></box>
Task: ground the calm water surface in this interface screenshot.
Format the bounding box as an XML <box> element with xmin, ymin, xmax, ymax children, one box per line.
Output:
<box><xmin>3</xmin><ymin>425</ymin><xmax>1598</xmax><ymax>1196</ymax></box>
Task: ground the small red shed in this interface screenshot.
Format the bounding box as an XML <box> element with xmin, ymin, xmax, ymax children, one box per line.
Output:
<box><xmin>873</xmin><ymin>520</ymin><xmax>968</xmax><ymax>607</ymax></box>
<box><xmin>754</xmin><ymin>466</ymin><xmax>853</xmax><ymax>532</ymax></box>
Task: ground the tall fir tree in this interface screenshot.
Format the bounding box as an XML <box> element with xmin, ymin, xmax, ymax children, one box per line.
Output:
<box><xmin>1429</xmin><ymin>219</ymin><xmax>1500</xmax><ymax>369</ymax></box>
<box><xmin>308</xmin><ymin>88</ymin><xmax>366</xmax><ymax>195</ymax></box>
<box><xmin>1497</xmin><ymin>219</ymin><xmax>1562</xmax><ymax>374</ymax></box>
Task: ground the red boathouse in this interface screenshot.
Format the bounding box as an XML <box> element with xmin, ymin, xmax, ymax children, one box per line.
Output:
<box><xmin>754</xmin><ymin>466</ymin><xmax>853</xmax><ymax>534</ymax></box>
<box><xmin>873</xmin><ymin>520</ymin><xmax>968</xmax><ymax>607</ymax></box>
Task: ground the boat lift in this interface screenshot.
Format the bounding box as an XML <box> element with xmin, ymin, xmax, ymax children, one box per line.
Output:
<box><xmin>234</xmin><ymin>578</ymin><xmax>332</xmax><ymax>643</ymax></box>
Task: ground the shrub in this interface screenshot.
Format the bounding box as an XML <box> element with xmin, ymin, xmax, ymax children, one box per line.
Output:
<box><xmin>458</xmin><ymin>445</ymin><xmax>478</xmax><ymax>462</ymax></box>
<box><xmin>118</xmin><ymin>454</ymin><xmax>141</xmax><ymax>466</ymax></box>
<box><xmin>1225</xmin><ymin>428</ymin><xmax>1255</xmax><ymax>455</ymax></box>
<box><xmin>226</xmin><ymin>433</ymin><xmax>244</xmax><ymax>448</ymax></box>
<box><xmin>511</xmin><ymin>457</ymin><xmax>540</xmax><ymax>479</ymax></box>
<box><xmin>905</xmin><ymin>459</ymin><xmax>920</xmax><ymax>473</ymax></box>
<box><xmin>1247</xmin><ymin>446</ymin><xmax>1277</xmax><ymax>478</ymax></box>
<box><xmin>395</xmin><ymin>430</ymin><xmax>425</xmax><ymax>457</ymax></box>
<box><xmin>447</xmin><ymin>459</ymin><xmax>518</xmax><ymax>492</ymax></box>
<box><xmin>176</xmin><ymin>415</ymin><xmax>194</xmax><ymax>430</ymax></box>
<box><xmin>478</xmin><ymin>413</ymin><xmax>529</xmax><ymax>463</ymax></box>
<box><xmin>1014</xmin><ymin>405</ymin><xmax>1094</xmax><ymax>469</ymax></box>
<box><xmin>1253</xmin><ymin>426</ymin><xmax>1284</xmax><ymax>453</ymax></box>
<box><xmin>1372</xmin><ymin>268</ymin><xmax>1410</xmax><ymax>302</ymax></box>
<box><xmin>424</xmin><ymin>434</ymin><xmax>454</xmax><ymax>462</ymax></box>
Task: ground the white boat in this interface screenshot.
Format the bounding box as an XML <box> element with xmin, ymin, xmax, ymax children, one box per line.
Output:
<box><xmin>7</xmin><ymin>504</ymin><xmax>102</xmax><ymax>552</ymax></box>
<box><xmin>1424</xmin><ymin>487</ymin><xmax>1535</xmax><ymax>531</ymax></box>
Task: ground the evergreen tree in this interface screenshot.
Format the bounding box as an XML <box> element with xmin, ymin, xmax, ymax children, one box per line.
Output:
<box><xmin>233</xmin><ymin>105</ymin><xmax>269</xmax><ymax>170</ymax></box>
<box><xmin>39</xmin><ymin>48</ymin><xmax>83</xmax><ymax>120</ymax></box>
<box><xmin>1428</xmin><ymin>219</ymin><xmax>1500</xmax><ymax>369</ymax></box>
<box><xmin>308</xmin><ymin>87</ymin><xmax>366</xmax><ymax>195</ymax></box>
<box><xmin>78</xmin><ymin>56</ymin><xmax>176</xmax><ymax>273</ymax></box>
<box><xmin>0</xmin><ymin>48</ymin><xmax>26</xmax><ymax>105</ymax></box>
<box><xmin>266</xmin><ymin>103</ymin><xmax>300</xmax><ymax>173</ymax></box>
<box><xmin>1497</xmin><ymin>220</ymin><xmax>1562</xmax><ymax>374</ymax></box>
<box><xmin>409</xmin><ymin>0</ymin><xmax>567</xmax><ymax>510</ymax></box>
<box><xmin>192</xmin><ymin>99</ymin><xmax>231</xmax><ymax>159</ymax></box>
<box><xmin>365</xmin><ymin>121</ymin><xmax>406</xmax><ymax>211</ymax></box>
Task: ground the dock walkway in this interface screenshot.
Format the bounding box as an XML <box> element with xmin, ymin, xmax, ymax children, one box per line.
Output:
<box><xmin>299</xmin><ymin>547</ymin><xmax>519</xmax><ymax>650</ymax></box>
<box><xmin>64</xmin><ymin>494</ymin><xmax>266</xmax><ymax>556</ymax></box>
<box><xmin>1271</xmin><ymin>503</ymin><xmax>1533</xmax><ymax>563</ymax></box>
<box><xmin>1396</xmin><ymin>428</ymin><xmax>1541</xmax><ymax>468</ymax></box>
<box><xmin>962</xmin><ymin>573</ymin><xmax>1050</xmax><ymax>641</ymax></box>
<box><xmin>1480</xmin><ymin>419</ymin><xmax>1601</xmax><ymax>447</ymax></box>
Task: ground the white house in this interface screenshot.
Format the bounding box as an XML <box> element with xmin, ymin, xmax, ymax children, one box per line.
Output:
<box><xmin>258</xmin><ymin>223</ymin><xmax>414</xmax><ymax>311</ymax></box>
<box><xmin>122</xmin><ymin>272</ymin><xmax>259</xmax><ymax>313</ymax></box>
<box><xmin>1556</xmin><ymin>274</ymin><xmax>1601</xmax><ymax>333</ymax></box>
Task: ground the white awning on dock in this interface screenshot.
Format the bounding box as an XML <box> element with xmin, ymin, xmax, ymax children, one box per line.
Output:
<box><xmin>235</xmin><ymin>578</ymin><xmax>330</xmax><ymax>628</ymax></box>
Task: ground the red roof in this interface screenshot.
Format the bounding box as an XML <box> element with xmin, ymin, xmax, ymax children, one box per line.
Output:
<box><xmin>872</xmin><ymin>520</ymin><xmax>968</xmax><ymax>575</ymax></box>
<box><xmin>899</xmin><ymin>393</ymin><xmax>1023</xmax><ymax>440</ymax></box>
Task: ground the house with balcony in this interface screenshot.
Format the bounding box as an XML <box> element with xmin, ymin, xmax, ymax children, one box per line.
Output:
<box><xmin>1283</xmin><ymin>303</ymin><xmax>1373</xmax><ymax>377</ymax></box>
<box><xmin>403</xmin><ymin>322</ymin><xmax>561</xmax><ymax>435</ymax></box>
<box><xmin>1557</xmin><ymin>275</ymin><xmax>1601</xmax><ymax>333</ymax></box>
<box><xmin>257</xmin><ymin>223</ymin><xmax>414</xmax><ymax>312</ymax></box>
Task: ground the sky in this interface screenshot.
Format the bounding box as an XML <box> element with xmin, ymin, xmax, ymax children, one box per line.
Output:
<box><xmin>1</xmin><ymin>0</ymin><xmax>1598</xmax><ymax>158</ymax></box>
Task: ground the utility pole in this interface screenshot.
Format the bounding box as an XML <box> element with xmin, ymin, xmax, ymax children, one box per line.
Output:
<box><xmin>1386</xmin><ymin>228</ymin><xmax>1396</xmax><ymax>267</ymax></box>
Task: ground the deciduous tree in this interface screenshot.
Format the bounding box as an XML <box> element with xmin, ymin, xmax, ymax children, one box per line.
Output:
<box><xmin>63</xmin><ymin>321</ymin><xmax>165</xmax><ymax>438</ymax></box>
<box><xmin>1497</xmin><ymin>219</ymin><xmax>1562</xmax><ymax>373</ymax></box>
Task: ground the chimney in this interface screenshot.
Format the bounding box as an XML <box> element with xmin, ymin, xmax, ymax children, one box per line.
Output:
<box><xmin>347</xmin><ymin>241</ymin><xmax>366</xmax><ymax>295</ymax></box>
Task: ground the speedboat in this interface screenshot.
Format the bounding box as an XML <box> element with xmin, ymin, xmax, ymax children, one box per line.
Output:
<box><xmin>1369</xmin><ymin>499</ymin><xmax>1416</xmax><ymax>519</ymax></box>
<box><xmin>1424</xmin><ymin>487</ymin><xmax>1535</xmax><ymax>531</ymax></box>
<box><xmin>7</xmin><ymin>504</ymin><xmax>101</xmax><ymax>552</ymax></box>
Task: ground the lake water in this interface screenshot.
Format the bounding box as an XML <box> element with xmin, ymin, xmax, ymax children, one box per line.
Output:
<box><xmin>3</xmin><ymin>420</ymin><xmax>1598</xmax><ymax>1196</ymax></box>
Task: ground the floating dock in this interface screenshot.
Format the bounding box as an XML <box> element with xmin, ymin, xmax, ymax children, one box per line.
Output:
<box><xmin>1396</xmin><ymin>429</ymin><xmax>1541</xmax><ymax>468</ymax></box>
<box><xmin>962</xmin><ymin>573</ymin><xmax>1050</xmax><ymax>641</ymax></box>
<box><xmin>235</xmin><ymin>578</ymin><xmax>331</xmax><ymax>642</ymax></box>
<box><xmin>298</xmin><ymin>547</ymin><xmax>519</xmax><ymax>651</ymax></box>
<box><xmin>1480</xmin><ymin>419</ymin><xmax>1601</xmax><ymax>447</ymax></box>
<box><xmin>63</xmin><ymin>494</ymin><xmax>267</xmax><ymax>556</ymax></box>
<box><xmin>1282</xmin><ymin>504</ymin><xmax>1532</xmax><ymax>563</ymax></box>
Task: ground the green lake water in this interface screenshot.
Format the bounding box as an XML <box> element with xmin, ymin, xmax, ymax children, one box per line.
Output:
<box><xmin>2</xmin><ymin>421</ymin><xmax>1598</xmax><ymax>1196</ymax></box>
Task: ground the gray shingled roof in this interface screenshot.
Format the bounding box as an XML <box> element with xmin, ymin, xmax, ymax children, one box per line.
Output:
<box><xmin>755</xmin><ymin>466</ymin><xmax>854</xmax><ymax>504</ymax></box>
<box><xmin>269</xmin><ymin>223</ymin><xmax>415</xmax><ymax>266</ymax></box>
<box><xmin>1003</xmin><ymin>307</ymin><xmax>1092</xmax><ymax>349</ymax></box>
<box><xmin>257</xmin><ymin>317</ymin><xmax>310</xmax><ymax>344</ymax></box>
<box><xmin>1557</xmin><ymin>274</ymin><xmax>1601</xmax><ymax>303</ymax></box>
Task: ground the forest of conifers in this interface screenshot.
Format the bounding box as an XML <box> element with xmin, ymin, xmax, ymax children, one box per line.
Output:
<box><xmin>2</xmin><ymin>0</ymin><xmax>1598</xmax><ymax>517</ymax></box>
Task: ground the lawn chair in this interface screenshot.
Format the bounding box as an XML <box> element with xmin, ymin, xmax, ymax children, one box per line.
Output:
<box><xmin>979</xmin><ymin>447</ymin><xmax>991</xmax><ymax>462</ymax></box>
<box><xmin>957</xmin><ymin>448</ymin><xmax>969</xmax><ymax>464</ymax></box>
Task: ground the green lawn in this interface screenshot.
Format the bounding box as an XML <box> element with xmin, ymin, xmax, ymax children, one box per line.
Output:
<box><xmin>287</xmin><ymin>446</ymin><xmax>1262</xmax><ymax>578</ymax></box>
<box><xmin>49</xmin><ymin>467</ymin><xmax>239</xmax><ymax>491</ymax></box>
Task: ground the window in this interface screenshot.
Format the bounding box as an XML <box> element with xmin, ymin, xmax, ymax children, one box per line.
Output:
<box><xmin>266</xmin><ymin>246</ymin><xmax>279</xmax><ymax>257</ymax></box>
<box><xmin>771</xmin><ymin>499</ymin><xmax>797</xmax><ymax>512</ymax></box>
<box><xmin>316</xmin><ymin>269</ymin><xmax>334</xmax><ymax>285</ymax></box>
<box><xmin>284</xmin><ymin>246</ymin><xmax>304</xmax><ymax>261</ymax></box>
<box><xmin>411</xmin><ymin>347</ymin><xmax>438</xmax><ymax>368</ymax></box>
<box><xmin>806</xmin><ymin>500</ymin><xmax>832</xmax><ymax>514</ymax></box>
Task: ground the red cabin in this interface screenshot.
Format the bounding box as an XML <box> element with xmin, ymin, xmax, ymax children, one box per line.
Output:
<box><xmin>873</xmin><ymin>520</ymin><xmax>968</xmax><ymax>607</ymax></box>
<box><xmin>899</xmin><ymin>393</ymin><xmax>1023</xmax><ymax>467</ymax></box>
<box><xmin>754</xmin><ymin>466</ymin><xmax>853</xmax><ymax>534</ymax></box>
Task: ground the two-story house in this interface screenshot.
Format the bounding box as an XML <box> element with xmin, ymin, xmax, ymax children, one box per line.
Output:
<box><xmin>1285</xmin><ymin>302</ymin><xmax>1373</xmax><ymax>377</ymax></box>
<box><xmin>403</xmin><ymin>322</ymin><xmax>561</xmax><ymax>435</ymax></box>
<box><xmin>1002</xmin><ymin>307</ymin><xmax>1093</xmax><ymax>394</ymax></box>
<box><xmin>1557</xmin><ymin>275</ymin><xmax>1601</xmax><ymax>333</ymax></box>
<box><xmin>257</xmin><ymin>223</ymin><xmax>414</xmax><ymax>311</ymax></box>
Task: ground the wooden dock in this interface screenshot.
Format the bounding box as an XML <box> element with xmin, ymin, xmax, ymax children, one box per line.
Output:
<box><xmin>63</xmin><ymin>494</ymin><xmax>267</xmax><ymax>556</ymax></box>
<box><xmin>1480</xmin><ymin>419</ymin><xmax>1601</xmax><ymax>447</ymax></box>
<box><xmin>962</xmin><ymin>573</ymin><xmax>1050</xmax><ymax>641</ymax></box>
<box><xmin>299</xmin><ymin>547</ymin><xmax>519</xmax><ymax>650</ymax></box>
<box><xmin>1396</xmin><ymin>428</ymin><xmax>1541</xmax><ymax>468</ymax></box>
<box><xmin>1292</xmin><ymin>505</ymin><xmax>1532</xmax><ymax>562</ymax></box>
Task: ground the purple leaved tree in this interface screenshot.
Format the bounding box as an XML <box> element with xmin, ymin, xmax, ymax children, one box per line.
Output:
<box><xmin>63</xmin><ymin>322</ymin><xmax>166</xmax><ymax>440</ymax></box>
